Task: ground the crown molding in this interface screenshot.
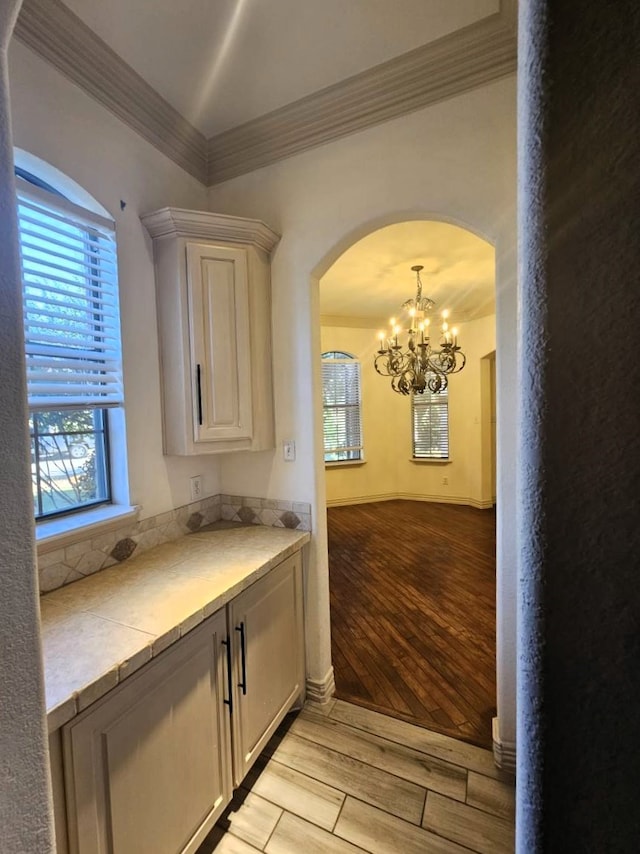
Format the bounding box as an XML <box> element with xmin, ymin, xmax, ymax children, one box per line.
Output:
<box><xmin>140</xmin><ymin>207</ymin><xmax>280</xmax><ymax>255</ymax></box>
<box><xmin>13</xmin><ymin>0</ymin><xmax>208</xmax><ymax>183</ymax></box>
<box><xmin>14</xmin><ymin>0</ymin><xmax>516</xmax><ymax>188</ymax></box>
<box><xmin>206</xmin><ymin>8</ymin><xmax>517</xmax><ymax>185</ymax></box>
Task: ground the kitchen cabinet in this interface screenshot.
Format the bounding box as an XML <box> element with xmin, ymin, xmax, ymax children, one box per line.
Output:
<box><xmin>229</xmin><ymin>550</ymin><xmax>305</xmax><ymax>785</ymax></box>
<box><xmin>63</xmin><ymin>609</ymin><xmax>232</xmax><ymax>854</ymax></box>
<box><xmin>59</xmin><ymin>550</ymin><xmax>305</xmax><ymax>854</ymax></box>
<box><xmin>141</xmin><ymin>207</ymin><xmax>280</xmax><ymax>455</ymax></box>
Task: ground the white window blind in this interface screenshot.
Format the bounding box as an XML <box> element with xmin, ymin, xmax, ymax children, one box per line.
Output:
<box><xmin>16</xmin><ymin>177</ymin><xmax>123</xmax><ymax>411</ymax></box>
<box><xmin>412</xmin><ymin>381</ymin><xmax>449</xmax><ymax>459</ymax></box>
<box><xmin>322</xmin><ymin>352</ymin><xmax>363</xmax><ymax>462</ymax></box>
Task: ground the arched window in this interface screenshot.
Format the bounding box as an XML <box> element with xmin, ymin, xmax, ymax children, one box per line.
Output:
<box><xmin>15</xmin><ymin>167</ymin><xmax>124</xmax><ymax>521</ymax></box>
<box><xmin>321</xmin><ymin>351</ymin><xmax>363</xmax><ymax>463</ymax></box>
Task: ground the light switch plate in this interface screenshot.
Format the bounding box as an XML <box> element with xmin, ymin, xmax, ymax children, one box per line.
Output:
<box><xmin>190</xmin><ymin>475</ymin><xmax>203</xmax><ymax>500</ymax></box>
<box><xmin>283</xmin><ymin>440</ymin><xmax>296</xmax><ymax>462</ymax></box>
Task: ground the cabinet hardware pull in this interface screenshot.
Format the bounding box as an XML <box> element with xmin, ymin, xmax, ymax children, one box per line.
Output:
<box><xmin>196</xmin><ymin>363</ymin><xmax>203</xmax><ymax>425</ymax></box>
<box><xmin>222</xmin><ymin>637</ymin><xmax>233</xmax><ymax>713</ymax></box>
<box><xmin>235</xmin><ymin>622</ymin><xmax>247</xmax><ymax>695</ymax></box>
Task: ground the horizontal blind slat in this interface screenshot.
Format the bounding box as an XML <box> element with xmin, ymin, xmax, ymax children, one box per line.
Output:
<box><xmin>412</xmin><ymin>376</ymin><xmax>449</xmax><ymax>459</ymax></box>
<box><xmin>322</xmin><ymin>355</ymin><xmax>362</xmax><ymax>460</ymax></box>
<box><xmin>18</xmin><ymin>188</ymin><xmax>123</xmax><ymax>410</ymax></box>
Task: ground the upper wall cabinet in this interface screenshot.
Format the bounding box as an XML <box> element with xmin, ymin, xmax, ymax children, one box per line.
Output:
<box><xmin>141</xmin><ymin>208</ymin><xmax>280</xmax><ymax>455</ymax></box>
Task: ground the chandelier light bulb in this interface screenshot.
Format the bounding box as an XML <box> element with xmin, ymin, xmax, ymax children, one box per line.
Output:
<box><xmin>409</xmin><ymin>307</ymin><xmax>416</xmax><ymax>318</ymax></box>
<box><xmin>442</xmin><ymin>321</ymin><xmax>449</xmax><ymax>332</ymax></box>
<box><xmin>377</xmin><ymin>330</ymin><xmax>385</xmax><ymax>341</ymax></box>
<box><xmin>442</xmin><ymin>309</ymin><xmax>450</xmax><ymax>320</ymax></box>
<box><xmin>389</xmin><ymin>316</ymin><xmax>396</xmax><ymax>326</ymax></box>
<box><xmin>393</xmin><ymin>325</ymin><xmax>401</xmax><ymax>336</ymax></box>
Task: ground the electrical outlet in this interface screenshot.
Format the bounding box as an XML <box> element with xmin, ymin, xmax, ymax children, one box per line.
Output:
<box><xmin>442</xmin><ymin>476</ymin><xmax>449</xmax><ymax>485</ymax></box>
<box><xmin>283</xmin><ymin>440</ymin><xmax>296</xmax><ymax>462</ymax></box>
<box><xmin>190</xmin><ymin>474</ymin><xmax>203</xmax><ymax>501</ymax></box>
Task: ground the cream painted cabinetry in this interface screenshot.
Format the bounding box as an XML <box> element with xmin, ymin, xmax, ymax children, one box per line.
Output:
<box><xmin>58</xmin><ymin>552</ymin><xmax>305</xmax><ymax>854</ymax></box>
<box><xmin>62</xmin><ymin>609</ymin><xmax>232</xmax><ymax>854</ymax></box>
<box><xmin>141</xmin><ymin>207</ymin><xmax>279</xmax><ymax>455</ymax></box>
<box><xmin>229</xmin><ymin>550</ymin><xmax>305</xmax><ymax>785</ymax></box>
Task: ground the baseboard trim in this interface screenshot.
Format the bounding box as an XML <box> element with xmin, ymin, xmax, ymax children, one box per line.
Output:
<box><xmin>326</xmin><ymin>493</ymin><xmax>494</xmax><ymax>510</ymax></box>
<box><xmin>492</xmin><ymin>717</ymin><xmax>516</xmax><ymax>775</ymax></box>
<box><xmin>306</xmin><ymin>667</ymin><xmax>336</xmax><ymax>705</ymax></box>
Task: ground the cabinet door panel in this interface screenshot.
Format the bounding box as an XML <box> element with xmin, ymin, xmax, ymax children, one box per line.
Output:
<box><xmin>63</xmin><ymin>610</ymin><xmax>232</xmax><ymax>854</ymax></box>
<box><xmin>187</xmin><ymin>243</ymin><xmax>252</xmax><ymax>443</ymax></box>
<box><xmin>230</xmin><ymin>553</ymin><xmax>305</xmax><ymax>785</ymax></box>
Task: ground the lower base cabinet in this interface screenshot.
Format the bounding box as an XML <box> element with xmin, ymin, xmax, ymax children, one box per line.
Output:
<box><xmin>58</xmin><ymin>551</ymin><xmax>305</xmax><ymax>854</ymax></box>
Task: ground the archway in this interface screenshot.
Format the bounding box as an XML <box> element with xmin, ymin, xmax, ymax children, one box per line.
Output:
<box><xmin>312</xmin><ymin>216</ymin><xmax>497</xmax><ymax>747</ymax></box>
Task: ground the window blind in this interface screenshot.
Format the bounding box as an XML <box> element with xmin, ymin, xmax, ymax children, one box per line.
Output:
<box><xmin>412</xmin><ymin>382</ymin><xmax>449</xmax><ymax>459</ymax></box>
<box><xmin>16</xmin><ymin>178</ymin><xmax>124</xmax><ymax>411</ymax></box>
<box><xmin>321</xmin><ymin>354</ymin><xmax>362</xmax><ymax>461</ymax></box>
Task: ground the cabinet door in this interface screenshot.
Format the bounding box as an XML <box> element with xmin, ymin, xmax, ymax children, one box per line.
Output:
<box><xmin>63</xmin><ymin>610</ymin><xmax>232</xmax><ymax>854</ymax></box>
<box><xmin>229</xmin><ymin>552</ymin><xmax>305</xmax><ymax>785</ymax></box>
<box><xmin>186</xmin><ymin>242</ymin><xmax>253</xmax><ymax>444</ymax></box>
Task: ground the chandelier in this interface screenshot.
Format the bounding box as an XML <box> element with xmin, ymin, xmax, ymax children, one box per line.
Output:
<box><xmin>374</xmin><ymin>264</ymin><xmax>466</xmax><ymax>395</ymax></box>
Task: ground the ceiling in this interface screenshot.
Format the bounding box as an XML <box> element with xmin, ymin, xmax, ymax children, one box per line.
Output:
<box><xmin>61</xmin><ymin>0</ymin><xmax>498</xmax><ymax>137</ymax></box>
<box><xmin>12</xmin><ymin>3</ymin><xmax>501</xmax><ymax>318</ymax></box>
<box><xmin>14</xmin><ymin>1</ymin><xmax>515</xmax><ymax>184</ymax></box>
<box><xmin>319</xmin><ymin>221</ymin><xmax>495</xmax><ymax>325</ymax></box>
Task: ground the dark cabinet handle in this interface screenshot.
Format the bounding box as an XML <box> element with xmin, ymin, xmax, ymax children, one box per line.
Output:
<box><xmin>235</xmin><ymin>622</ymin><xmax>247</xmax><ymax>695</ymax></box>
<box><xmin>196</xmin><ymin>364</ymin><xmax>203</xmax><ymax>425</ymax></box>
<box><xmin>221</xmin><ymin>637</ymin><xmax>233</xmax><ymax>714</ymax></box>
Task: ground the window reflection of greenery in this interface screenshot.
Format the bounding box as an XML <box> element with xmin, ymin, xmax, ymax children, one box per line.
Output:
<box><xmin>30</xmin><ymin>409</ymin><xmax>109</xmax><ymax>518</ymax></box>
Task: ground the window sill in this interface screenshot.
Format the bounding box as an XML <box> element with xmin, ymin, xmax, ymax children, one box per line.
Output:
<box><xmin>325</xmin><ymin>460</ymin><xmax>366</xmax><ymax>469</ymax></box>
<box><xmin>36</xmin><ymin>504</ymin><xmax>140</xmax><ymax>556</ymax></box>
<box><xmin>409</xmin><ymin>458</ymin><xmax>452</xmax><ymax>465</ymax></box>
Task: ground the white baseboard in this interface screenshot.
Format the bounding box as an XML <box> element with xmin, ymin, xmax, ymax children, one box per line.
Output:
<box><xmin>492</xmin><ymin>717</ymin><xmax>516</xmax><ymax>775</ymax></box>
<box><xmin>326</xmin><ymin>492</ymin><xmax>494</xmax><ymax>510</ymax></box>
<box><xmin>306</xmin><ymin>667</ymin><xmax>336</xmax><ymax>705</ymax></box>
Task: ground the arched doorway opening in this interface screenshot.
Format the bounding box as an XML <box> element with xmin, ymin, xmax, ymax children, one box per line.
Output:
<box><xmin>315</xmin><ymin>218</ymin><xmax>497</xmax><ymax>747</ymax></box>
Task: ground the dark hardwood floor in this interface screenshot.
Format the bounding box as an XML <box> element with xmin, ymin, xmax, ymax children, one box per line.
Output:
<box><xmin>327</xmin><ymin>500</ymin><xmax>496</xmax><ymax>749</ymax></box>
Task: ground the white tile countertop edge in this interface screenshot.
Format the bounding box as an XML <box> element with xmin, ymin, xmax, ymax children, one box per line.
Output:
<box><xmin>40</xmin><ymin>525</ymin><xmax>310</xmax><ymax>733</ymax></box>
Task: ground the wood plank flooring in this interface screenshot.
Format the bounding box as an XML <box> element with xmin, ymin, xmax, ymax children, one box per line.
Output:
<box><xmin>199</xmin><ymin>700</ymin><xmax>514</xmax><ymax>854</ymax></box>
<box><xmin>327</xmin><ymin>500</ymin><xmax>496</xmax><ymax>748</ymax></box>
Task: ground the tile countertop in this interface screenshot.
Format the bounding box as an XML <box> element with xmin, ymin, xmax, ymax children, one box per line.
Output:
<box><xmin>40</xmin><ymin>523</ymin><xmax>310</xmax><ymax>733</ymax></box>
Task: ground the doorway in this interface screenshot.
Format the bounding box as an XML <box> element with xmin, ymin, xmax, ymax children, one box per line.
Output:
<box><xmin>319</xmin><ymin>219</ymin><xmax>497</xmax><ymax>748</ymax></box>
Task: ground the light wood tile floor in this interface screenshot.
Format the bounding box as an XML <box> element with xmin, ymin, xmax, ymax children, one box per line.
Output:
<box><xmin>198</xmin><ymin>700</ymin><xmax>515</xmax><ymax>854</ymax></box>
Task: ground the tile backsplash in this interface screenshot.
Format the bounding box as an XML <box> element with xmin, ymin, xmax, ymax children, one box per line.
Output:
<box><xmin>38</xmin><ymin>493</ymin><xmax>311</xmax><ymax>594</ymax></box>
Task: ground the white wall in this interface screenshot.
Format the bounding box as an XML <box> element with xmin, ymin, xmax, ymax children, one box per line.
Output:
<box><xmin>208</xmin><ymin>75</ymin><xmax>518</xmax><ymax>742</ymax></box>
<box><xmin>8</xmin><ymin>40</ymin><xmax>222</xmax><ymax>520</ymax></box>
<box><xmin>322</xmin><ymin>315</ymin><xmax>496</xmax><ymax>507</ymax></box>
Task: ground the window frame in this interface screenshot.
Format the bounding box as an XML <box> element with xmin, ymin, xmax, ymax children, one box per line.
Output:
<box><xmin>321</xmin><ymin>350</ymin><xmax>364</xmax><ymax>465</ymax></box>
<box><xmin>16</xmin><ymin>169</ymin><xmax>128</xmax><ymax>526</ymax></box>
<box><xmin>411</xmin><ymin>377</ymin><xmax>450</xmax><ymax>461</ymax></box>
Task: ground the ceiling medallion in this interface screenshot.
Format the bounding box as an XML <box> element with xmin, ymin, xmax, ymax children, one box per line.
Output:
<box><xmin>374</xmin><ymin>264</ymin><xmax>466</xmax><ymax>395</ymax></box>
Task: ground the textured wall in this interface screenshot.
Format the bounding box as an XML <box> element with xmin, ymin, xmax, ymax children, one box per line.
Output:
<box><xmin>0</xmin><ymin>1</ymin><xmax>54</xmax><ymax>850</ymax></box>
<box><xmin>518</xmin><ymin>1</ymin><xmax>640</xmax><ymax>851</ymax></box>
